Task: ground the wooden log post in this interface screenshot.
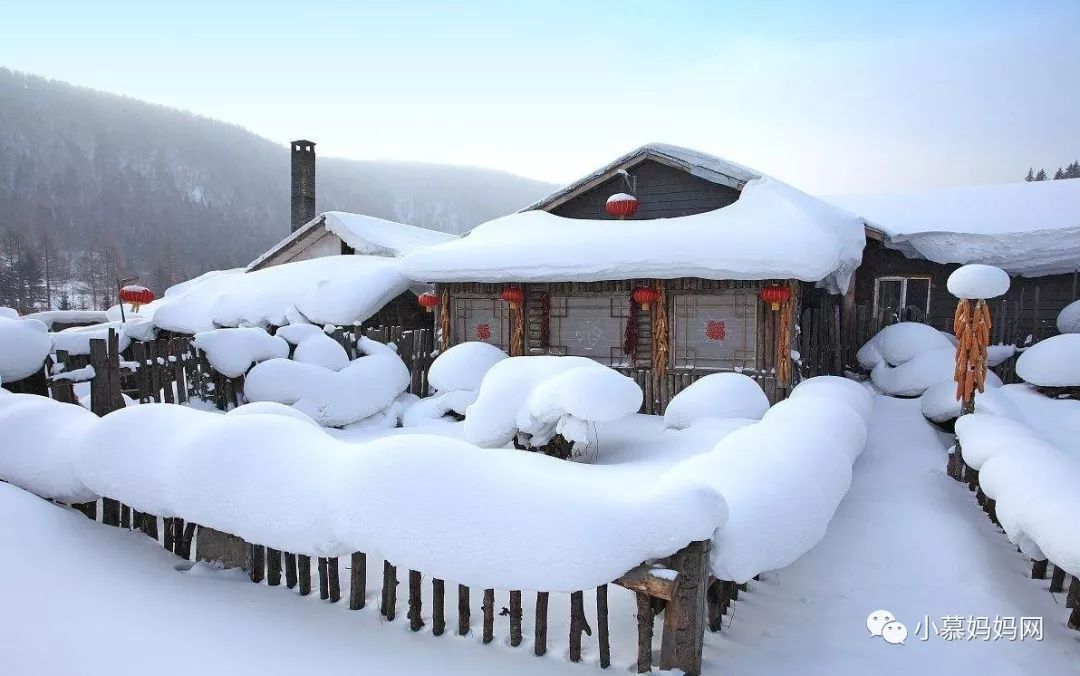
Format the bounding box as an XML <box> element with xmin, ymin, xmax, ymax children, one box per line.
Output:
<box><xmin>284</xmin><ymin>552</ymin><xmax>298</xmax><ymax>589</ymax></box>
<box><xmin>458</xmin><ymin>585</ymin><xmax>470</xmax><ymax>636</ymax></box>
<box><xmin>509</xmin><ymin>590</ymin><xmax>523</xmax><ymax>647</ymax></box>
<box><xmin>318</xmin><ymin>557</ymin><xmax>329</xmax><ymax>600</ymax></box>
<box><xmin>597</xmin><ymin>584</ymin><xmax>611</xmax><ymax>668</ymax></box>
<box><xmin>178</xmin><ymin>520</ymin><xmax>196</xmax><ymax>559</ymax></box>
<box><xmin>328</xmin><ymin>557</ymin><xmax>341</xmax><ymax>602</ymax></box>
<box><xmin>408</xmin><ymin>570</ymin><xmax>424</xmax><ymax>631</ymax></box>
<box><xmin>569</xmin><ymin>590</ymin><xmax>587</xmax><ymax>662</ymax></box>
<box><xmin>250</xmin><ymin>545</ymin><xmax>265</xmax><ymax>583</ymax></box>
<box><xmin>163</xmin><ymin>516</ymin><xmax>175</xmax><ymax>551</ymax></box>
<box><xmin>482</xmin><ymin>589</ymin><xmax>495</xmax><ymax>644</ymax></box>
<box><xmin>266</xmin><ymin>548</ymin><xmax>282</xmax><ymax>586</ymax></box>
<box><xmin>706</xmin><ymin>580</ymin><xmax>723</xmax><ymax>631</ymax></box>
<box><xmin>72</xmin><ymin>501</ymin><xmax>97</xmax><ymax>521</ymax></box>
<box><xmin>1051</xmin><ymin>565</ymin><xmax>1067</xmax><ymax>593</ymax></box>
<box><xmin>1032</xmin><ymin>559</ymin><xmax>1049</xmax><ymax>580</ymax></box>
<box><xmin>660</xmin><ymin>540</ymin><xmax>710</xmax><ymax>676</ymax></box>
<box><xmin>298</xmin><ymin>555</ymin><xmax>312</xmax><ymax>596</ymax></box>
<box><xmin>636</xmin><ymin>592</ymin><xmax>653</xmax><ymax>673</ymax></box>
<box><xmin>432</xmin><ymin>578</ymin><xmax>445</xmax><ymax>635</ymax></box>
<box><xmin>534</xmin><ymin>591</ymin><xmax>549</xmax><ymax>656</ymax></box>
<box><xmin>349</xmin><ymin>552</ymin><xmax>366</xmax><ymax>609</ymax></box>
<box><xmin>1068</xmin><ymin>576</ymin><xmax>1079</xmax><ymax>609</ymax></box>
<box><xmin>381</xmin><ymin>561</ymin><xmax>398</xmax><ymax>620</ymax></box>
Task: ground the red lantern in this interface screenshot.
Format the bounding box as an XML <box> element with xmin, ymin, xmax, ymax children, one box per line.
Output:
<box><xmin>760</xmin><ymin>284</ymin><xmax>792</xmax><ymax>311</ymax></box>
<box><xmin>605</xmin><ymin>193</ymin><xmax>639</xmax><ymax>219</ymax></box>
<box><xmin>631</xmin><ymin>286</ymin><xmax>659</xmax><ymax>310</ymax></box>
<box><xmin>418</xmin><ymin>292</ymin><xmax>439</xmax><ymax>313</ymax></box>
<box><xmin>119</xmin><ymin>285</ymin><xmax>155</xmax><ymax>312</ymax></box>
<box><xmin>500</xmin><ymin>286</ymin><xmax>524</xmax><ymax>310</ymax></box>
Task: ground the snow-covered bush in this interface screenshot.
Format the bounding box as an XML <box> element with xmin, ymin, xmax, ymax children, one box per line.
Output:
<box><xmin>463</xmin><ymin>356</ymin><xmax>642</xmax><ymax>450</ymax></box>
<box><xmin>402</xmin><ymin>342</ymin><xmax>508</xmax><ymax>427</ymax></box>
<box><xmin>664</xmin><ymin>373</ymin><xmax>769</xmax><ymax>430</ymax></box>
<box><xmin>244</xmin><ymin>337</ymin><xmax>410</xmax><ymax>427</ymax></box>
<box><xmin>0</xmin><ymin>392</ymin><xmax>99</xmax><ymax>503</ymax></box>
<box><xmin>1058</xmin><ymin>299</ymin><xmax>1080</xmax><ymax>334</ymax></box>
<box><xmin>192</xmin><ymin>327</ymin><xmax>290</xmax><ymax>378</ymax></box>
<box><xmin>0</xmin><ymin>315</ymin><xmax>51</xmax><ymax>383</ymax></box>
<box><xmin>1016</xmin><ymin>333</ymin><xmax>1080</xmax><ymax>387</ymax></box>
<box><xmin>276</xmin><ymin>324</ymin><xmax>350</xmax><ymax>371</ymax></box>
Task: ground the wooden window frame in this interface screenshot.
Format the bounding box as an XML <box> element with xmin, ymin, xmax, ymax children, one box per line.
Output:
<box><xmin>872</xmin><ymin>276</ymin><xmax>932</xmax><ymax>318</ymax></box>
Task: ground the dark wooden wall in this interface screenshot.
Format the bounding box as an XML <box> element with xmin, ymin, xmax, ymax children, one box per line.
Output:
<box><xmin>550</xmin><ymin>159</ymin><xmax>740</xmax><ymax>220</ymax></box>
<box><xmin>855</xmin><ymin>239</ymin><xmax>1079</xmax><ymax>340</ymax></box>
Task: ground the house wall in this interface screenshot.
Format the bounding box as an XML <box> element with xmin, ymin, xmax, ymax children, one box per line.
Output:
<box><xmin>550</xmin><ymin>159</ymin><xmax>740</xmax><ymax>220</ymax></box>
<box><xmin>855</xmin><ymin>239</ymin><xmax>1079</xmax><ymax>341</ymax></box>
<box><xmin>443</xmin><ymin>278</ymin><xmax>792</xmax><ymax>411</ymax></box>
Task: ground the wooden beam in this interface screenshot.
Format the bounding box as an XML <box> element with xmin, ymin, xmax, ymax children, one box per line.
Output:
<box><xmin>615</xmin><ymin>564</ymin><xmax>678</xmax><ymax>601</ymax></box>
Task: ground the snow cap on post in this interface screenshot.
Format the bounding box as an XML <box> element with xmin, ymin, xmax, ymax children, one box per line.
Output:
<box><xmin>946</xmin><ymin>264</ymin><xmax>1010</xmax><ymax>300</ymax></box>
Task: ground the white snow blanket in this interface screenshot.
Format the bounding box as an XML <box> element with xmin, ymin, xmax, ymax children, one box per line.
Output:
<box><xmin>1059</xmin><ymin>300</ymin><xmax>1080</xmax><ymax>334</ymax></box>
<box><xmin>0</xmin><ymin>392</ymin><xmax>99</xmax><ymax>503</ymax></box>
<box><xmin>1016</xmin><ymin>334</ymin><xmax>1080</xmax><ymax>387</ymax></box>
<box><xmin>244</xmin><ymin>338</ymin><xmax>410</xmax><ymax>427</ymax></box>
<box><xmin>403</xmin><ymin>177</ymin><xmax>865</xmax><ymax>294</ymax></box>
<box><xmin>946</xmin><ymin>264</ymin><xmax>1010</xmax><ymax>300</ymax></box>
<box><xmin>956</xmin><ymin>390</ymin><xmax>1080</xmax><ymax>575</ymax></box>
<box><xmin>276</xmin><ymin>324</ymin><xmax>350</xmax><ymax>371</ymax></box>
<box><xmin>193</xmin><ymin>328</ymin><xmax>290</xmax><ymax>378</ymax></box>
<box><xmin>401</xmin><ymin>342</ymin><xmax>508</xmax><ymax>427</ymax></box>
<box><xmin>0</xmin><ymin>316</ymin><xmax>51</xmax><ymax>382</ymax></box>
<box><xmin>51</xmin><ymin>322</ymin><xmax>133</xmax><ymax>356</ymax></box>
<box><xmin>830</xmin><ymin>178</ymin><xmax>1080</xmax><ymax>276</ymax></box>
<box><xmin>0</xmin><ymin>306</ymin><xmax>18</xmax><ymax>319</ymax></box>
<box><xmin>23</xmin><ymin>309</ymin><xmax>109</xmax><ymax>329</ymax></box>
<box><xmin>153</xmin><ymin>256</ymin><xmax>412</xmax><ymax>334</ymax></box>
<box><xmin>464</xmin><ymin>356</ymin><xmax>642</xmax><ymax>448</ymax></box>
<box><xmin>664</xmin><ymin>373</ymin><xmax>770</xmax><ymax>430</ymax></box>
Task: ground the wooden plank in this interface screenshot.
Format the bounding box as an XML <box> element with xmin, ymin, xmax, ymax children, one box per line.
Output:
<box><xmin>284</xmin><ymin>552</ymin><xmax>298</xmax><ymax>589</ymax></box>
<box><xmin>266</xmin><ymin>548</ymin><xmax>282</xmax><ymax>586</ymax></box>
<box><xmin>615</xmin><ymin>564</ymin><xmax>677</xmax><ymax>601</ymax></box>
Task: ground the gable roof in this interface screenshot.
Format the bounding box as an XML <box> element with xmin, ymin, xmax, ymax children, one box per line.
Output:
<box><xmin>523</xmin><ymin>143</ymin><xmax>761</xmax><ymax>213</ymax></box>
<box><xmin>248</xmin><ymin>211</ymin><xmax>457</xmax><ymax>271</ymax></box>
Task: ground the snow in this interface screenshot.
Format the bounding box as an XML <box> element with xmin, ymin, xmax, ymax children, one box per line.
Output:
<box><xmin>789</xmin><ymin>375</ymin><xmax>874</xmax><ymax>423</ymax></box>
<box><xmin>276</xmin><ymin>324</ymin><xmax>350</xmax><ymax>371</ymax></box>
<box><xmin>857</xmin><ymin>321</ymin><xmax>953</xmax><ymax>370</ymax></box>
<box><xmin>1058</xmin><ymin>299</ymin><xmax>1080</xmax><ymax>334</ymax></box>
<box><xmin>244</xmin><ymin>337</ymin><xmax>410</xmax><ymax>427</ymax></box>
<box><xmin>0</xmin><ymin>392</ymin><xmax>99</xmax><ymax>503</ymax></box>
<box><xmin>946</xmin><ymin>264</ymin><xmax>1010</xmax><ymax>300</ymax></box>
<box><xmin>192</xmin><ymin>328</ymin><xmax>290</xmax><ymax>378</ymax></box>
<box><xmin>51</xmin><ymin>321</ymin><xmax>132</xmax><ymax>356</ymax></box>
<box><xmin>0</xmin><ymin>306</ymin><xmax>18</xmax><ymax>319</ymax></box>
<box><xmin>153</xmin><ymin>256</ymin><xmax>413</xmax><ymax>334</ymax></box>
<box><xmin>664</xmin><ymin>373</ymin><xmax>770</xmax><ymax>430</ymax></box>
<box><xmin>22</xmin><ymin>309</ymin><xmax>109</xmax><ymax>328</ymax></box>
<box><xmin>463</xmin><ymin>356</ymin><xmax>642</xmax><ymax>449</ymax></box>
<box><xmin>0</xmin><ymin>315</ymin><xmax>51</xmax><ymax>382</ymax></box>
<box><xmin>403</xmin><ymin>177</ymin><xmax>866</xmax><ymax>295</ymax></box>
<box><xmin>606</xmin><ymin>192</ymin><xmax>635</xmax><ymax>204</ymax></box>
<box><xmin>427</xmin><ymin>341</ymin><xmax>508</xmax><ymax>393</ymax></box>
<box><xmin>1015</xmin><ymin>333</ymin><xmax>1080</xmax><ymax>387</ymax></box>
<box><xmin>226</xmin><ymin>401</ymin><xmax>322</xmax><ymax>427</ymax></box>
<box><xmin>830</xmin><ymin>178</ymin><xmax>1080</xmax><ymax>276</ymax></box>
<box><xmin>247</xmin><ymin>211</ymin><xmax>457</xmax><ymax>271</ymax></box>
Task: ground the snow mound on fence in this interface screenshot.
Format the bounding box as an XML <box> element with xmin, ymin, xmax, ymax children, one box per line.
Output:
<box><xmin>50</xmin><ymin>322</ymin><xmax>133</xmax><ymax>356</ymax></box>
<box><xmin>856</xmin><ymin>322</ymin><xmax>952</xmax><ymax>370</ymax></box>
<box><xmin>789</xmin><ymin>375</ymin><xmax>873</xmax><ymax>423</ymax></box>
<box><xmin>227</xmin><ymin>401</ymin><xmax>321</xmax><ymax>427</ymax></box>
<box><xmin>0</xmin><ymin>316</ymin><xmax>51</xmax><ymax>382</ymax></box>
<box><xmin>1058</xmin><ymin>300</ymin><xmax>1080</xmax><ymax>334</ymax></box>
<box><xmin>946</xmin><ymin>264</ymin><xmax>1011</xmax><ymax>300</ymax></box>
<box><xmin>427</xmin><ymin>342</ymin><xmax>508</xmax><ymax>393</ymax></box>
<box><xmin>464</xmin><ymin>356</ymin><xmax>642</xmax><ymax>448</ymax></box>
<box><xmin>664</xmin><ymin>373</ymin><xmax>769</xmax><ymax>430</ymax></box>
<box><xmin>244</xmin><ymin>337</ymin><xmax>410</xmax><ymax>427</ymax></box>
<box><xmin>1016</xmin><ymin>334</ymin><xmax>1080</xmax><ymax>387</ymax></box>
<box><xmin>276</xmin><ymin>324</ymin><xmax>350</xmax><ymax>371</ymax></box>
<box><xmin>0</xmin><ymin>393</ymin><xmax>99</xmax><ymax>503</ymax></box>
<box><xmin>192</xmin><ymin>328</ymin><xmax>290</xmax><ymax>378</ymax></box>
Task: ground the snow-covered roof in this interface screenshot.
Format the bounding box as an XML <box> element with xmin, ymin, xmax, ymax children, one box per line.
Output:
<box><xmin>403</xmin><ymin>176</ymin><xmax>867</xmax><ymax>294</ymax></box>
<box><xmin>248</xmin><ymin>211</ymin><xmax>456</xmax><ymax>271</ymax></box>
<box><xmin>523</xmin><ymin>143</ymin><xmax>760</xmax><ymax>212</ymax></box>
<box><xmin>829</xmin><ymin>178</ymin><xmax>1080</xmax><ymax>276</ymax></box>
<box><xmin>22</xmin><ymin>310</ymin><xmax>109</xmax><ymax>329</ymax></box>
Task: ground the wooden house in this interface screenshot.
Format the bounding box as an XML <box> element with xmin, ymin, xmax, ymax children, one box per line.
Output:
<box><xmin>403</xmin><ymin>144</ymin><xmax>866</xmax><ymax>411</ymax></box>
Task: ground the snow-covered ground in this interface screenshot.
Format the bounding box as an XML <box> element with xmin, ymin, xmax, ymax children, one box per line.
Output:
<box><xmin>3</xmin><ymin>394</ymin><xmax>1078</xmax><ymax>675</ymax></box>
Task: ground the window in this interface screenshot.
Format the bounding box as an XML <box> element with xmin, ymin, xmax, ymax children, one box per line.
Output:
<box><xmin>453</xmin><ymin>296</ymin><xmax>510</xmax><ymax>351</ymax></box>
<box><xmin>671</xmin><ymin>291</ymin><xmax>758</xmax><ymax>371</ymax></box>
<box><xmin>548</xmin><ymin>295</ymin><xmax>630</xmax><ymax>367</ymax></box>
<box><xmin>874</xmin><ymin>277</ymin><xmax>931</xmax><ymax>322</ymax></box>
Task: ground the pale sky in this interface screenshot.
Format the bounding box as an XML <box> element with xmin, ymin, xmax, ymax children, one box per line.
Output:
<box><xmin>2</xmin><ymin>0</ymin><xmax>1078</xmax><ymax>193</ymax></box>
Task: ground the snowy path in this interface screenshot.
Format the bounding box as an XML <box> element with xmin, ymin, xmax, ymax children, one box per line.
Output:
<box><xmin>709</xmin><ymin>395</ymin><xmax>1080</xmax><ymax>675</ymax></box>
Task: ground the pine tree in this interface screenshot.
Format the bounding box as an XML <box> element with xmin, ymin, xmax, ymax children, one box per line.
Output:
<box><xmin>58</xmin><ymin>290</ymin><xmax>72</xmax><ymax>311</ymax></box>
<box><xmin>1035</xmin><ymin>169</ymin><xmax>1048</xmax><ymax>181</ymax></box>
<box><xmin>1054</xmin><ymin>168</ymin><xmax>1066</xmax><ymax>180</ymax></box>
<box><xmin>1067</xmin><ymin>161</ymin><xmax>1080</xmax><ymax>179</ymax></box>
<box><xmin>1025</xmin><ymin>168</ymin><xmax>1035</xmax><ymax>182</ymax></box>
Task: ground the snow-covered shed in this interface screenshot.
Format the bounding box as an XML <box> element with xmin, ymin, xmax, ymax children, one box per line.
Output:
<box><xmin>403</xmin><ymin>144</ymin><xmax>866</xmax><ymax>409</ymax></box>
<box><xmin>831</xmin><ymin>178</ymin><xmax>1080</xmax><ymax>341</ymax></box>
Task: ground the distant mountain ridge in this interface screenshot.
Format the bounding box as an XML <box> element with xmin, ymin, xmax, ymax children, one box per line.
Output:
<box><xmin>0</xmin><ymin>67</ymin><xmax>554</xmax><ymax>309</ymax></box>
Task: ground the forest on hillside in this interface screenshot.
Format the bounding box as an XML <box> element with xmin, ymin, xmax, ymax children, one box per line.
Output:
<box><xmin>0</xmin><ymin>68</ymin><xmax>553</xmax><ymax>313</ymax></box>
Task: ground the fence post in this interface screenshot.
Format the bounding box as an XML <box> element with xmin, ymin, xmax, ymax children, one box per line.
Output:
<box><xmin>659</xmin><ymin>540</ymin><xmax>709</xmax><ymax>676</ymax></box>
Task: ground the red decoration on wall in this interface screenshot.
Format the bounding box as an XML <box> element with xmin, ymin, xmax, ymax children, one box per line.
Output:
<box><xmin>705</xmin><ymin>320</ymin><xmax>726</xmax><ymax>341</ymax></box>
<box><xmin>119</xmin><ymin>285</ymin><xmax>155</xmax><ymax>311</ymax></box>
<box><xmin>605</xmin><ymin>193</ymin><xmax>639</xmax><ymax>219</ymax></box>
<box><xmin>760</xmin><ymin>283</ymin><xmax>792</xmax><ymax>311</ymax></box>
<box><xmin>475</xmin><ymin>323</ymin><xmax>492</xmax><ymax>341</ymax></box>
<box><xmin>631</xmin><ymin>286</ymin><xmax>659</xmax><ymax>310</ymax></box>
<box><xmin>500</xmin><ymin>286</ymin><xmax>524</xmax><ymax>309</ymax></box>
<box><xmin>417</xmin><ymin>292</ymin><xmax>439</xmax><ymax>312</ymax></box>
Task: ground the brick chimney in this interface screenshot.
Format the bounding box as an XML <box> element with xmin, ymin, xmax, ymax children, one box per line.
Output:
<box><xmin>291</xmin><ymin>139</ymin><xmax>316</xmax><ymax>231</ymax></box>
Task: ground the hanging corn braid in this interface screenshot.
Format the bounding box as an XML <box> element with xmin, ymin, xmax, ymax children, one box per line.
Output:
<box><xmin>953</xmin><ymin>298</ymin><xmax>992</xmax><ymax>404</ymax></box>
<box><xmin>652</xmin><ymin>279</ymin><xmax>669</xmax><ymax>379</ymax></box>
<box><xmin>438</xmin><ymin>287</ymin><xmax>451</xmax><ymax>351</ymax></box>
